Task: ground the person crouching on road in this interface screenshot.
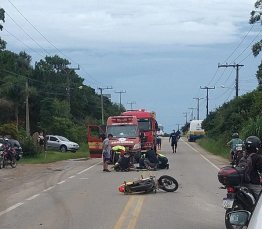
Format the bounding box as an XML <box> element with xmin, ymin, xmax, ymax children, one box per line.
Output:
<box><xmin>111</xmin><ymin>145</ymin><xmax>125</xmax><ymax>164</ymax></box>
<box><xmin>157</xmin><ymin>152</ymin><xmax>169</xmax><ymax>169</ymax></box>
<box><xmin>102</xmin><ymin>134</ymin><xmax>113</xmax><ymax>172</ymax></box>
<box><xmin>143</xmin><ymin>146</ymin><xmax>159</xmax><ymax>170</ymax></box>
<box><xmin>114</xmin><ymin>152</ymin><xmax>132</xmax><ymax>172</ymax></box>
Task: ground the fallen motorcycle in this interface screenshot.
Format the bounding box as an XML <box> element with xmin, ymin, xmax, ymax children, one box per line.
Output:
<box><xmin>118</xmin><ymin>175</ymin><xmax>179</xmax><ymax>194</ymax></box>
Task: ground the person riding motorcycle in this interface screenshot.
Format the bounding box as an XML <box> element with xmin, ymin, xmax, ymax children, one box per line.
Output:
<box><xmin>1</xmin><ymin>138</ymin><xmax>13</xmax><ymax>162</ymax></box>
<box><xmin>238</xmin><ymin>136</ymin><xmax>262</xmax><ymax>199</ymax></box>
<box><xmin>226</xmin><ymin>133</ymin><xmax>244</xmax><ymax>162</ymax></box>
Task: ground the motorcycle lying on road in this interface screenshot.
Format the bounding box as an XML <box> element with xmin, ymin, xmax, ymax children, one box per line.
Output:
<box><xmin>218</xmin><ymin>166</ymin><xmax>256</xmax><ymax>229</ymax></box>
<box><xmin>118</xmin><ymin>175</ymin><xmax>179</xmax><ymax>194</ymax></box>
<box><xmin>0</xmin><ymin>148</ymin><xmax>18</xmax><ymax>169</ymax></box>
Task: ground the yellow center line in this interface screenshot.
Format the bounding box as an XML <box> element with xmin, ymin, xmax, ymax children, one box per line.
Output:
<box><xmin>127</xmin><ymin>195</ymin><xmax>145</xmax><ymax>229</ymax></box>
<box><xmin>113</xmin><ymin>171</ymin><xmax>152</xmax><ymax>229</ymax></box>
<box><xmin>113</xmin><ymin>195</ymin><xmax>135</xmax><ymax>229</ymax></box>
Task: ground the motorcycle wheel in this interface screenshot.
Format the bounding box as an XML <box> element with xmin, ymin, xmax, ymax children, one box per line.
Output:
<box><xmin>158</xmin><ymin>175</ymin><xmax>178</xmax><ymax>192</ymax></box>
<box><xmin>10</xmin><ymin>157</ymin><xmax>17</xmax><ymax>168</ymax></box>
<box><xmin>225</xmin><ymin>201</ymin><xmax>245</xmax><ymax>229</ymax></box>
<box><xmin>0</xmin><ymin>159</ymin><xmax>3</xmax><ymax>169</ymax></box>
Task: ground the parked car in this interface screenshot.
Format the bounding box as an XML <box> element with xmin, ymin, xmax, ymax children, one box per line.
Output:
<box><xmin>227</xmin><ymin>191</ymin><xmax>262</xmax><ymax>228</ymax></box>
<box><xmin>45</xmin><ymin>135</ymin><xmax>79</xmax><ymax>152</ymax></box>
<box><xmin>0</xmin><ymin>138</ymin><xmax>23</xmax><ymax>158</ymax></box>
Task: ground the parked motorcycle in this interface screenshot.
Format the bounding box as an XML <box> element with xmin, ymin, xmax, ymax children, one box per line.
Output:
<box><xmin>118</xmin><ymin>175</ymin><xmax>179</xmax><ymax>194</ymax></box>
<box><xmin>0</xmin><ymin>148</ymin><xmax>18</xmax><ymax>168</ymax></box>
<box><xmin>218</xmin><ymin>166</ymin><xmax>256</xmax><ymax>229</ymax></box>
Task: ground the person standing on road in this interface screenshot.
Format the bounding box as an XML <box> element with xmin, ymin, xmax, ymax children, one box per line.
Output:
<box><xmin>102</xmin><ymin>134</ymin><xmax>113</xmax><ymax>172</ymax></box>
<box><xmin>169</xmin><ymin>130</ymin><xmax>178</xmax><ymax>153</ymax></box>
<box><xmin>156</xmin><ymin>128</ymin><xmax>164</xmax><ymax>150</ymax></box>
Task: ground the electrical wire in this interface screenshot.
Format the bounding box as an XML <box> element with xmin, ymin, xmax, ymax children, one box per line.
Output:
<box><xmin>6</xmin><ymin>0</ymin><xmax>105</xmax><ymax>87</ymax></box>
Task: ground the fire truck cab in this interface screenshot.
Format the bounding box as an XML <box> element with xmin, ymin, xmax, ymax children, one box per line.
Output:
<box><xmin>122</xmin><ymin>109</ymin><xmax>158</xmax><ymax>152</ymax></box>
<box><xmin>87</xmin><ymin>116</ymin><xmax>141</xmax><ymax>161</ymax></box>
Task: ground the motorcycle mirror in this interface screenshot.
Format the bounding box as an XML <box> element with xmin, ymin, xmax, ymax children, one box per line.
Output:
<box><xmin>227</xmin><ymin>210</ymin><xmax>250</xmax><ymax>226</ymax></box>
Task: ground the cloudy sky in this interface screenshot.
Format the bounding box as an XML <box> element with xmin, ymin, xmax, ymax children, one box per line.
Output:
<box><xmin>1</xmin><ymin>0</ymin><xmax>261</xmax><ymax>133</ymax></box>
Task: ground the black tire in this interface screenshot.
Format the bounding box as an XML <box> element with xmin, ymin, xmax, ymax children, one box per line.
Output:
<box><xmin>225</xmin><ymin>201</ymin><xmax>245</xmax><ymax>229</ymax></box>
<box><xmin>60</xmin><ymin>145</ymin><xmax>67</xmax><ymax>152</ymax></box>
<box><xmin>158</xmin><ymin>175</ymin><xmax>179</xmax><ymax>192</ymax></box>
<box><xmin>10</xmin><ymin>157</ymin><xmax>17</xmax><ymax>168</ymax></box>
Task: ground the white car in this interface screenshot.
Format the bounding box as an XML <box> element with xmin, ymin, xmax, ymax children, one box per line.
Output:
<box><xmin>45</xmin><ymin>135</ymin><xmax>79</xmax><ymax>152</ymax></box>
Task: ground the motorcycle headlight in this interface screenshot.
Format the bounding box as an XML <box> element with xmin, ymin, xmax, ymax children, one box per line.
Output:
<box><xmin>133</xmin><ymin>143</ymin><xmax>141</xmax><ymax>150</ymax></box>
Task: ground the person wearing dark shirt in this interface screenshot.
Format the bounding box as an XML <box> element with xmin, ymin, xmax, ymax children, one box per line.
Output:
<box><xmin>143</xmin><ymin>146</ymin><xmax>159</xmax><ymax>169</ymax></box>
<box><xmin>238</xmin><ymin>136</ymin><xmax>262</xmax><ymax>199</ymax></box>
<box><xmin>169</xmin><ymin>130</ymin><xmax>178</xmax><ymax>153</ymax></box>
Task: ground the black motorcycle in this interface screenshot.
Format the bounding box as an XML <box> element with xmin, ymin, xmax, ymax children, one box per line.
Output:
<box><xmin>218</xmin><ymin>166</ymin><xmax>256</xmax><ymax>229</ymax></box>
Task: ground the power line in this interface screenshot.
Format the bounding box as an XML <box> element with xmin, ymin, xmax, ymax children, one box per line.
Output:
<box><xmin>5</xmin><ymin>0</ymin><xmax>105</xmax><ymax>87</ymax></box>
<box><xmin>218</xmin><ymin>63</ymin><xmax>244</xmax><ymax>98</ymax></box>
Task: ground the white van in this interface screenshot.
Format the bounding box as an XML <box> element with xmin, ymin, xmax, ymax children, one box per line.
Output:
<box><xmin>187</xmin><ymin>120</ymin><xmax>205</xmax><ymax>142</ymax></box>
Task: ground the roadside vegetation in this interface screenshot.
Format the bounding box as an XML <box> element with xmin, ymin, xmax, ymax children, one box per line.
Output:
<box><xmin>0</xmin><ymin>8</ymin><xmax>122</xmax><ymax>163</ymax></box>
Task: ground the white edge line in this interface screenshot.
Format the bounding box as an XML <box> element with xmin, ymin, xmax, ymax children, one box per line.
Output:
<box><xmin>182</xmin><ymin>139</ymin><xmax>220</xmax><ymax>171</ymax></box>
<box><xmin>57</xmin><ymin>180</ymin><xmax>66</xmax><ymax>185</ymax></box>
<box><xmin>77</xmin><ymin>161</ymin><xmax>102</xmax><ymax>174</ymax></box>
<box><xmin>43</xmin><ymin>186</ymin><xmax>54</xmax><ymax>192</ymax></box>
<box><xmin>0</xmin><ymin>202</ymin><xmax>24</xmax><ymax>216</ymax></box>
<box><xmin>0</xmin><ymin>160</ymin><xmax>102</xmax><ymax>218</ymax></box>
<box><xmin>69</xmin><ymin>175</ymin><xmax>75</xmax><ymax>179</ymax></box>
<box><xmin>26</xmin><ymin>194</ymin><xmax>40</xmax><ymax>201</ymax></box>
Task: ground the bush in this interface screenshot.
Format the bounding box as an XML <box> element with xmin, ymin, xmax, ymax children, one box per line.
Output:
<box><xmin>20</xmin><ymin>137</ymin><xmax>39</xmax><ymax>157</ymax></box>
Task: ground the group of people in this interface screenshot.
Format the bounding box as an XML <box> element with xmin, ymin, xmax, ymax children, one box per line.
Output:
<box><xmin>226</xmin><ymin>133</ymin><xmax>262</xmax><ymax>199</ymax></box>
<box><xmin>101</xmin><ymin>128</ymin><xmax>182</xmax><ymax>172</ymax></box>
<box><xmin>101</xmin><ymin>134</ymin><xmax>170</xmax><ymax>172</ymax></box>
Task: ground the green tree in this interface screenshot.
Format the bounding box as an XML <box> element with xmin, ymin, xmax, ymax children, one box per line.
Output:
<box><xmin>0</xmin><ymin>8</ymin><xmax>6</xmax><ymax>50</ymax></box>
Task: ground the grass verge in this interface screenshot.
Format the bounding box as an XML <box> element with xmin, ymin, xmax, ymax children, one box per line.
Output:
<box><xmin>197</xmin><ymin>137</ymin><xmax>229</xmax><ymax>160</ymax></box>
<box><xmin>20</xmin><ymin>143</ymin><xmax>91</xmax><ymax>164</ymax></box>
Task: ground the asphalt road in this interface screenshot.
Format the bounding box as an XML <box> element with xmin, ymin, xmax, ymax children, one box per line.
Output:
<box><xmin>0</xmin><ymin>137</ymin><xmax>229</xmax><ymax>229</ymax></box>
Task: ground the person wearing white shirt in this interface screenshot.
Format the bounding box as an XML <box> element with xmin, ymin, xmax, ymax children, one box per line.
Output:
<box><xmin>156</xmin><ymin>128</ymin><xmax>164</xmax><ymax>150</ymax></box>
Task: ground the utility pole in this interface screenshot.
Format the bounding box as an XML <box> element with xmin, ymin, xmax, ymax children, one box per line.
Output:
<box><xmin>193</xmin><ymin>97</ymin><xmax>203</xmax><ymax>120</ymax></box>
<box><xmin>200</xmin><ymin>86</ymin><xmax>215</xmax><ymax>118</ymax></box>
<box><xmin>115</xmin><ymin>90</ymin><xmax>126</xmax><ymax>109</ymax></box>
<box><xmin>98</xmin><ymin>86</ymin><xmax>113</xmax><ymax>124</ymax></box>
<box><xmin>127</xmin><ymin>101</ymin><xmax>136</xmax><ymax>109</ymax></box>
<box><xmin>218</xmin><ymin>63</ymin><xmax>244</xmax><ymax>98</ymax></box>
<box><xmin>61</xmin><ymin>65</ymin><xmax>80</xmax><ymax>115</ymax></box>
<box><xmin>25</xmin><ymin>80</ymin><xmax>30</xmax><ymax>137</ymax></box>
<box><xmin>183</xmin><ymin>112</ymin><xmax>189</xmax><ymax>124</ymax></box>
<box><xmin>188</xmin><ymin>107</ymin><xmax>196</xmax><ymax>121</ymax></box>
<box><xmin>176</xmin><ymin>124</ymin><xmax>182</xmax><ymax>130</ymax></box>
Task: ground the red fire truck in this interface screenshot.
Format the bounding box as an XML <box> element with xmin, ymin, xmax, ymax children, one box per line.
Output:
<box><xmin>87</xmin><ymin>115</ymin><xmax>141</xmax><ymax>161</ymax></box>
<box><xmin>122</xmin><ymin>109</ymin><xmax>158</xmax><ymax>152</ymax></box>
